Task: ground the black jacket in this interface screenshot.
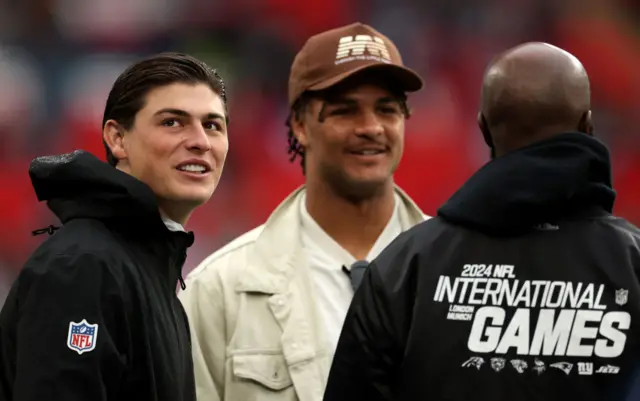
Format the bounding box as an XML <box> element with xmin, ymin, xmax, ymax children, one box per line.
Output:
<box><xmin>0</xmin><ymin>150</ymin><xmax>196</xmax><ymax>401</ymax></box>
<box><xmin>324</xmin><ymin>133</ymin><xmax>640</xmax><ymax>401</ymax></box>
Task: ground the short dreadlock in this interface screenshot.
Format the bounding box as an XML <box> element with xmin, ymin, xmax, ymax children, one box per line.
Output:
<box><xmin>286</xmin><ymin>94</ymin><xmax>312</xmax><ymax>174</ymax></box>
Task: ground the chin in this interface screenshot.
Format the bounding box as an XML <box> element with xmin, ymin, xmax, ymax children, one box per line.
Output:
<box><xmin>186</xmin><ymin>191</ymin><xmax>215</xmax><ymax>205</ymax></box>
<box><xmin>333</xmin><ymin>174</ymin><xmax>391</xmax><ymax>201</ymax></box>
<box><xmin>345</xmin><ymin>167</ymin><xmax>392</xmax><ymax>186</ymax></box>
<box><xmin>170</xmin><ymin>186</ymin><xmax>216</xmax><ymax>206</ymax></box>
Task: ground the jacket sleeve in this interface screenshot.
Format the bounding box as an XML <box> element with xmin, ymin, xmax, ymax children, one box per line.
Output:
<box><xmin>13</xmin><ymin>252</ymin><xmax>128</xmax><ymax>401</ymax></box>
<box><xmin>178</xmin><ymin>269</ymin><xmax>225</xmax><ymax>401</ymax></box>
<box><xmin>324</xmin><ymin>232</ymin><xmax>419</xmax><ymax>401</ymax></box>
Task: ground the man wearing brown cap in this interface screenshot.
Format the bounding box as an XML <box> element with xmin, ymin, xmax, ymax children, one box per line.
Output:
<box><xmin>179</xmin><ymin>22</ymin><xmax>428</xmax><ymax>401</ymax></box>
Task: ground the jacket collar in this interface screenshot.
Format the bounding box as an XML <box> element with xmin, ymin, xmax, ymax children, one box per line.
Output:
<box><xmin>236</xmin><ymin>185</ymin><xmax>427</xmax><ymax>293</ymax></box>
<box><xmin>438</xmin><ymin>132</ymin><xmax>615</xmax><ymax>235</ymax></box>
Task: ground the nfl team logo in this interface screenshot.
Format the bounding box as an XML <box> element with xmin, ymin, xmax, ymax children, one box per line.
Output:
<box><xmin>67</xmin><ymin>319</ymin><xmax>99</xmax><ymax>354</ymax></box>
<box><xmin>615</xmin><ymin>289</ymin><xmax>628</xmax><ymax>306</ymax></box>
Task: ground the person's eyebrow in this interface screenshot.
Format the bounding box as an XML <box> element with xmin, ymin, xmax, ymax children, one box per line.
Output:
<box><xmin>154</xmin><ymin>108</ymin><xmax>225</xmax><ymax>121</ymax></box>
<box><xmin>377</xmin><ymin>96</ymin><xmax>402</xmax><ymax>105</ymax></box>
<box><xmin>323</xmin><ymin>96</ymin><xmax>358</xmax><ymax>106</ymax></box>
<box><xmin>323</xmin><ymin>96</ymin><xmax>400</xmax><ymax>106</ymax></box>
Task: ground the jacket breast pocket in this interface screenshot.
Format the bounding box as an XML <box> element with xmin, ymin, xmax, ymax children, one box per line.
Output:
<box><xmin>231</xmin><ymin>353</ymin><xmax>294</xmax><ymax>394</ymax></box>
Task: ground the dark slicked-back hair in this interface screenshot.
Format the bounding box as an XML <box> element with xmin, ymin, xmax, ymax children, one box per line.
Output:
<box><xmin>102</xmin><ymin>52</ymin><xmax>228</xmax><ymax>166</ymax></box>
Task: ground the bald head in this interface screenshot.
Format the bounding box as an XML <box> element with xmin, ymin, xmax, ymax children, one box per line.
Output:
<box><xmin>479</xmin><ymin>42</ymin><xmax>592</xmax><ymax>156</ymax></box>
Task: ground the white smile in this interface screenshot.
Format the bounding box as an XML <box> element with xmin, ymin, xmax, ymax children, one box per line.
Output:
<box><xmin>352</xmin><ymin>150</ymin><xmax>384</xmax><ymax>155</ymax></box>
<box><xmin>177</xmin><ymin>164</ymin><xmax>207</xmax><ymax>173</ymax></box>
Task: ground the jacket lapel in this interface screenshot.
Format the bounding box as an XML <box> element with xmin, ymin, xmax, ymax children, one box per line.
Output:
<box><xmin>237</xmin><ymin>187</ymin><xmax>328</xmax><ymax>400</ymax></box>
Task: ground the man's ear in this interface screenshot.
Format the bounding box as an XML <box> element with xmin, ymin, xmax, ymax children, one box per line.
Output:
<box><xmin>290</xmin><ymin>115</ymin><xmax>310</xmax><ymax>148</ymax></box>
<box><xmin>102</xmin><ymin>120</ymin><xmax>127</xmax><ymax>162</ymax></box>
<box><xmin>478</xmin><ymin>112</ymin><xmax>494</xmax><ymax>148</ymax></box>
<box><xmin>578</xmin><ymin>110</ymin><xmax>594</xmax><ymax>136</ymax></box>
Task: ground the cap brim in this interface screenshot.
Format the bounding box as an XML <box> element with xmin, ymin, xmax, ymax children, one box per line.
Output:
<box><xmin>308</xmin><ymin>63</ymin><xmax>424</xmax><ymax>93</ymax></box>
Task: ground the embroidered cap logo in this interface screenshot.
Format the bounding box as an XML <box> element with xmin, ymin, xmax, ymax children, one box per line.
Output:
<box><xmin>335</xmin><ymin>35</ymin><xmax>391</xmax><ymax>65</ymax></box>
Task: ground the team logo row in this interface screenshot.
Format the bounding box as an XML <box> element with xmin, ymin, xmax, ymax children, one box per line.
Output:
<box><xmin>462</xmin><ymin>356</ymin><xmax>619</xmax><ymax>376</ymax></box>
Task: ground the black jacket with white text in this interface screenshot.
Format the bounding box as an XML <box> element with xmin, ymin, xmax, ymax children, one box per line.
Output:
<box><xmin>0</xmin><ymin>150</ymin><xmax>196</xmax><ymax>401</ymax></box>
<box><xmin>324</xmin><ymin>133</ymin><xmax>640</xmax><ymax>401</ymax></box>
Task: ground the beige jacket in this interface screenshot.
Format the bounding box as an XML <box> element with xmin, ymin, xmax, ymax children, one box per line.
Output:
<box><xmin>179</xmin><ymin>186</ymin><xmax>428</xmax><ymax>401</ymax></box>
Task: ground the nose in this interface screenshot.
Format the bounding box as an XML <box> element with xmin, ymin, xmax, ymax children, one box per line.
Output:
<box><xmin>353</xmin><ymin>110</ymin><xmax>384</xmax><ymax>137</ymax></box>
<box><xmin>184</xmin><ymin>124</ymin><xmax>212</xmax><ymax>153</ymax></box>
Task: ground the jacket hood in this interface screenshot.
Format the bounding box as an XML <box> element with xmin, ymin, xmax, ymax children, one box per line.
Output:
<box><xmin>29</xmin><ymin>150</ymin><xmax>166</xmax><ymax>228</ymax></box>
<box><xmin>437</xmin><ymin>132</ymin><xmax>616</xmax><ymax>235</ymax></box>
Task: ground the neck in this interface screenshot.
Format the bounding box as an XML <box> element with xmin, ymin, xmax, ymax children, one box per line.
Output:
<box><xmin>305</xmin><ymin>179</ymin><xmax>396</xmax><ymax>260</ymax></box>
<box><xmin>158</xmin><ymin>203</ymin><xmax>191</xmax><ymax>227</ymax></box>
<box><xmin>115</xmin><ymin>164</ymin><xmax>192</xmax><ymax>226</ymax></box>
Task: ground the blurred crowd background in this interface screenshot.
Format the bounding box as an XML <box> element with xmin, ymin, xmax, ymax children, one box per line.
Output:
<box><xmin>0</xmin><ymin>0</ymin><xmax>639</xmax><ymax>305</ymax></box>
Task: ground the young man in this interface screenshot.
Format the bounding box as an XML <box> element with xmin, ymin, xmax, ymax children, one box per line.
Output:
<box><xmin>324</xmin><ymin>43</ymin><xmax>640</xmax><ymax>401</ymax></box>
<box><xmin>179</xmin><ymin>23</ymin><xmax>428</xmax><ymax>401</ymax></box>
<box><xmin>0</xmin><ymin>52</ymin><xmax>229</xmax><ymax>401</ymax></box>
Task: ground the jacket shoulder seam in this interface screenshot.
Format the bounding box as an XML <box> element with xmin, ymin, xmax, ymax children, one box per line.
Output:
<box><xmin>188</xmin><ymin>227</ymin><xmax>264</xmax><ymax>278</ymax></box>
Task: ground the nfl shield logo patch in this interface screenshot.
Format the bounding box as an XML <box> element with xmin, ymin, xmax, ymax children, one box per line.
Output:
<box><xmin>615</xmin><ymin>289</ymin><xmax>629</xmax><ymax>306</ymax></box>
<box><xmin>67</xmin><ymin>319</ymin><xmax>99</xmax><ymax>354</ymax></box>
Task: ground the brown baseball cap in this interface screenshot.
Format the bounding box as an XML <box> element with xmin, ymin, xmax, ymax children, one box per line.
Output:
<box><xmin>288</xmin><ymin>22</ymin><xmax>424</xmax><ymax>107</ymax></box>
